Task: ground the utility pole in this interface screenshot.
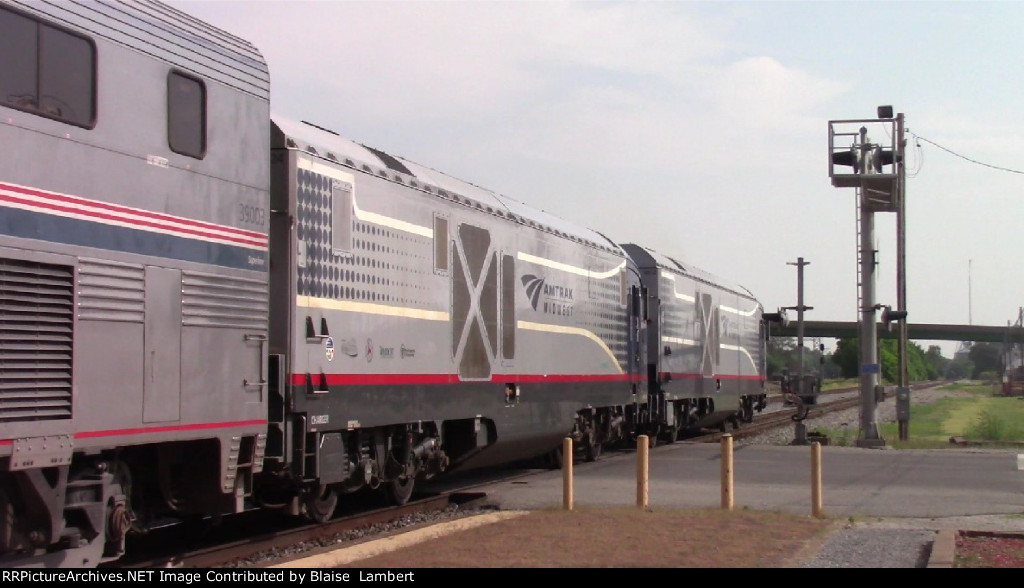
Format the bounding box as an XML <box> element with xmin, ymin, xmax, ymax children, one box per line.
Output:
<box><xmin>784</xmin><ymin>258</ymin><xmax>813</xmax><ymax>444</ymax></box>
<box><xmin>895</xmin><ymin>112</ymin><xmax>910</xmax><ymax>441</ymax></box>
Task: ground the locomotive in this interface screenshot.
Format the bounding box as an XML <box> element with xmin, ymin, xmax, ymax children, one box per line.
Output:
<box><xmin>0</xmin><ymin>0</ymin><xmax>767</xmax><ymax>568</ymax></box>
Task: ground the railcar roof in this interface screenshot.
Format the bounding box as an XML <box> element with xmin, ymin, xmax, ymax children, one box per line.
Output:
<box><xmin>621</xmin><ymin>243</ymin><xmax>757</xmax><ymax>301</ymax></box>
<box><xmin>272</xmin><ymin>115</ymin><xmax>621</xmax><ymax>253</ymax></box>
<box><xmin>5</xmin><ymin>0</ymin><xmax>270</xmax><ymax>100</ymax></box>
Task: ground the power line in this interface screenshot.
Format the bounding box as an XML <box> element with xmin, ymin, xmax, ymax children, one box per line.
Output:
<box><xmin>908</xmin><ymin>131</ymin><xmax>1024</xmax><ymax>175</ymax></box>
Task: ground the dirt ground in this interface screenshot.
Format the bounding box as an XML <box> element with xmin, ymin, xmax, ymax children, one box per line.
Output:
<box><xmin>278</xmin><ymin>507</ymin><xmax>839</xmax><ymax>568</ymax></box>
<box><xmin>272</xmin><ymin>507</ymin><xmax>1024</xmax><ymax>569</ymax></box>
<box><xmin>956</xmin><ymin>532</ymin><xmax>1024</xmax><ymax>568</ymax></box>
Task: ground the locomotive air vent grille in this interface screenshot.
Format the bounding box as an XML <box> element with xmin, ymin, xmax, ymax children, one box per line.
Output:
<box><xmin>0</xmin><ymin>258</ymin><xmax>74</xmax><ymax>422</ymax></box>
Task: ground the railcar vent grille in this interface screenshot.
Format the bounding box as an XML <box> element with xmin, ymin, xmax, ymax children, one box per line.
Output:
<box><xmin>0</xmin><ymin>258</ymin><xmax>74</xmax><ymax>422</ymax></box>
<box><xmin>182</xmin><ymin>271</ymin><xmax>268</xmax><ymax>330</ymax></box>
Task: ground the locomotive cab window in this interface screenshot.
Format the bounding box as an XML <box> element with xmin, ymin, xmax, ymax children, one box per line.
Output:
<box><xmin>0</xmin><ymin>6</ymin><xmax>96</xmax><ymax>127</ymax></box>
<box><xmin>167</xmin><ymin>72</ymin><xmax>206</xmax><ymax>158</ymax></box>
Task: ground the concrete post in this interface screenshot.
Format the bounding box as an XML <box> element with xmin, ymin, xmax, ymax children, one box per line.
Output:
<box><xmin>636</xmin><ymin>435</ymin><xmax>649</xmax><ymax>509</ymax></box>
<box><xmin>721</xmin><ymin>434</ymin><xmax>734</xmax><ymax>511</ymax></box>
<box><xmin>562</xmin><ymin>437</ymin><xmax>573</xmax><ymax>511</ymax></box>
<box><xmin>811</xmin><ymin>441</ymin><xmax>823</xmax><ymax>517</ymax></box>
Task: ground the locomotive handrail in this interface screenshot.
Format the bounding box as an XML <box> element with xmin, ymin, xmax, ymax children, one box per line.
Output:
<box><xmin>244</xmin><ymin>333</ymin><xmax>268</xmax><ymax>389</ymax></box>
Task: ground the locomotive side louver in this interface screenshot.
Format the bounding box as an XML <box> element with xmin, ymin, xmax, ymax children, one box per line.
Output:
<box><xmin>0</xmin><ymin>258</ymin><xmax>74</xmax><ymax>421</ymax></box>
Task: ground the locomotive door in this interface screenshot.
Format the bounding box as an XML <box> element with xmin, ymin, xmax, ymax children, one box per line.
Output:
<box><xmin>143</xmin><ymin>266</ymin><xmax>182</xmax><ymax>422</ymax></box>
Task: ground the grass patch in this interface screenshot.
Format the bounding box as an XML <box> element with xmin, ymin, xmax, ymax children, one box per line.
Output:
<box><xmin>822</xmin><ymin>379</ymin><xmax>858</xmax><ymax>391</ymax></box>
<box><xmin>814</xmin><ymin>382</ymin><xmax>1024</xmax><ymax>448</ymax></box>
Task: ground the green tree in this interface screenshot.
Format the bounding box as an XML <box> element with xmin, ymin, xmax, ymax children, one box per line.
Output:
<box><xmin>968</xmin><ymin>342</ymin><xmax>1003</xmax><ymax>379</ymax></box>
<box><xmin>925</xmin><ymin>345</ymin><xmax>949</xmax><ymax>379</ymax></box>
<box><xmin>833</xmin><ymin>338</ymin><xmax>942</xmax><ymax>382</ymax></box>
<box><xmin>831</xmin><ymin>338</ymin><xmax>859</xmax><ymax>378</ymax></box>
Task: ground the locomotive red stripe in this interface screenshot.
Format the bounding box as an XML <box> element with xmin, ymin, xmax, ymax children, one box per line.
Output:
<box><xmin>660</xmin><ymin>372</ymin><xmax>765</xmax><ymax>381</ymax></box>
<box><xmin>72</xmin><ymin>419</ymin><xmax>268</xmax><ymax>439</ymax></box>
<box><xmin>0</xmin><ymin>182</ymin><xmax>268</xmax><ymax>247</ymax></box>
<box><xmin>0</xmin><ymin>419</ymin><xmax>269</xmax><ymax>445</ymax></box>
<box><xmin>289</xmin><ymin>373</ymin><xmax>638</xmax><ymax>386</ymax></box>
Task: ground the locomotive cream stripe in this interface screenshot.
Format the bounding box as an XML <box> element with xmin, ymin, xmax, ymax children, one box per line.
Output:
<box><xmin>297</xmin><ymin>156</ymin><xmax>433</xmax><ymax>238</ymax></box>
<box><xmin>661</xmin><ymin>272</ymin><xmax>696</xmax><ymax>302</ymax></box>
<box><xmin>297</xmin><ymin>157</ymin><xmax>628</xmax><ymax>281</ymax></box>
<box><xmin>662</xmin><ymin>271</ymin><xmax>758</xmax><ymax>316</ymax></box>
<box><xmin>518</xmin><ymin>252</ymin><xmax>625</xmax><ymax>279</ymax></box>
<box><xmin>661</xmin><ymin>337</ymin><xmax>759</xmax><ymax>373</ymax></box>
<box><xmin>722</xmin><ymin>343</ymin><xmax>760</xmax><ymax>373</ymax></box>
<box><xmin>518</xmin><ymin>320</ymin><xmax>624</xmax><ymax>373</ymax></box>
<box><xmin>720</xmin><ymin>304</ymin><xmax>759</xmax><ymax>317</ymax></box>
<box><xmin>297</xmin><ymin>295</ymin><xmax>449</xmax><ymax>321</ymax></box>
<box><xmin>662</xmin><ymin>336</ymin><xmax>698</xmax><ymax>346</ymax></box>
<box><xmin>294</xmin><ymin>296</ymin><xmax>621</xmax><ymax>369</ymax></box>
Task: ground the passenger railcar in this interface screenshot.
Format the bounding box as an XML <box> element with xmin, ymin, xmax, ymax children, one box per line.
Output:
<box><xmin>0</xmin><ymin>0</ymin><xmax>767</xmax><ymax>568</ymax></box>
<box><xmin>0</xmin><ymin>0</ymin><xmax>271</xmax><ymax>567</ymax></box>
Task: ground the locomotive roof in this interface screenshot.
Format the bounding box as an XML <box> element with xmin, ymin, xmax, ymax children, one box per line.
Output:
<box><xmin>271</xmin><ymin>115</ymin><xmax>622</xmax><ymax>254</ymax></box>
<box><xmin>5</xmin><ymin>0</ymin><xmax>270</xmax><ymax>101</ymax></box>
<box><xmin>620</xmin><ymin>243</ymin><xmax>758</xmax><ymax>301</ymax></box>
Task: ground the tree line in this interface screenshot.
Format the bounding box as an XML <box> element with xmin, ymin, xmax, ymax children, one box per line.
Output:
<box><xmin>767</xmin><ymin>337</ymin><xmax>1005</xmax><ymax>383</ymax></box>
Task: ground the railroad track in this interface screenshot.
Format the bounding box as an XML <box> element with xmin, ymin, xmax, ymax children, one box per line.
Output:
<box><xmin>692</xmin><ymin>381</ymin><xmax>943</xmax><ymax>444</ymax></box>
<box><xmin>107</xmin><ymin>491</ymin><xmax>494</xmax><ymax>569</ymax></box>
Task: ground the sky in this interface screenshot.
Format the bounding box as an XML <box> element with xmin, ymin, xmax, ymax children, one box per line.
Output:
<box><xmin>167</xmin><ymin>0</ymin><xmax>1024</xmax><ymax>358</ymax></box>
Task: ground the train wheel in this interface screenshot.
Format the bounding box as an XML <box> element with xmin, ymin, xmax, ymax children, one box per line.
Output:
<box><xmin>385</xmin><ymin>475</ymin><xmax>415</xmax><ymax>506</ymax></box>
<box><xmin>661</xmin><ymin>424</ymin><xmax>680</xmax><ymax>444</ymax></box>
<box><xmin>583</xmin><ymin>435</ymin><xmax>602</xmax><ymax>462</ymax></box>
<box><xmin>544</xmin><ymin>446</ymin><xmax>564</xmax><ymax>470</ymax></box>
<box><xmin>304</xmin><ymin>484</ymin><xmax>338</xmax><ymax>523</ymax></box>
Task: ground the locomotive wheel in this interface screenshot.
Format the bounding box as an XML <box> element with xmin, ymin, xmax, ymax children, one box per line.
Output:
<box><xmin>544</xmin><ymin>446</ymin><xmax>564</xmax><ymax>470</ymax></box>
<box><xmin>583</xmin><ymin>435</ymin><xmax>602</xmax><ymax>462</ymax></box>
<box><xmin>385</xmin><ymin>475</ymin><xmax>415</xmax><ymax>506</ymax></box>
<box><xmin>304</xmin><ymin>485</ymin><xmax>338</xmax><ymax>523</ymax></box>
<box><xmin>660</xmin><ymin>423</ymin><xmax>680</xmax><ymax>444</ymax></box>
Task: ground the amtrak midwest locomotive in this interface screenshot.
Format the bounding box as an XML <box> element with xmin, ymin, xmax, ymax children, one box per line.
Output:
<box><xmin>0</xmin><ymin>0</ymin><xmax>767</xmax><ymax>567</ymax></box>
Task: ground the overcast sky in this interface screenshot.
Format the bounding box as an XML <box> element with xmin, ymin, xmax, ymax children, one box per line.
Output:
<box><xmin>168</xmin><ymin>0</ymin><xmax>1024</xmax><ymax>358</ymax></box>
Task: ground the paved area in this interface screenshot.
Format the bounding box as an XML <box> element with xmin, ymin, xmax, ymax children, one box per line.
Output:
<box><xmin>473</xmin><ymin>443</ymin><xmax>1024</xmax><ymax>522</ymax></box>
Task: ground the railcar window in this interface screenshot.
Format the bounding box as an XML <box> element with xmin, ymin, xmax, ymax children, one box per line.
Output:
<box><xmin>167</xmin><ymin>72</ymin><xmax>206</xmax><ymax>158</ymax></box>
<box><xmin>0</xmin><ymin>6</ymin><xmax>95</xmax><ymax>127</ymax></box>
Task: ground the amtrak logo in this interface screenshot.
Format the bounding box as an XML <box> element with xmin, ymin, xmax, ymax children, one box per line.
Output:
<box><xmin>521</xmin><ymin>274</ymin><xmax>574</xmax><ymax>316</ymax></box>
<box><xmin>521</xmin><ymin>275</ymin><xmax>545</xmax><ymax>310</ymax></box>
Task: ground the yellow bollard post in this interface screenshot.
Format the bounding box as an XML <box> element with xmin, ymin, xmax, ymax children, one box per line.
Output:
<box><xmin>563</xmin><ymin>437</ymin><xmax>573</xmax><ymax>511</ymax></box>
<box><xmin>811</xmin><ymin>441</ymin><xmax>823</xmax><ymax>517</ymax></box>
<box><xmin>721</xmin><ymin>434</ymin><xmax>734</xmax><ymax>511</ymax></box>
<box><xmin>636</xmin><ymin>434</ymin><xmax>649</xmax><ymax>508</ymax></box>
